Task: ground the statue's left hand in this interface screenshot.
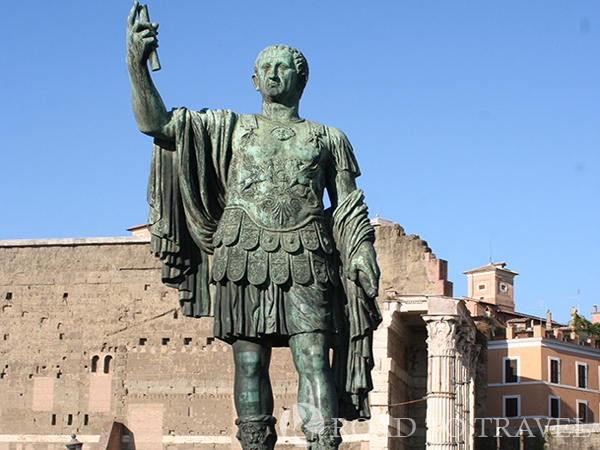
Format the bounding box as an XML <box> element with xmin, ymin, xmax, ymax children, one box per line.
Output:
<box><xmin>348</xmin><ymin>242</ymin><xmax>380</xmax><ymax>298</ymax></box>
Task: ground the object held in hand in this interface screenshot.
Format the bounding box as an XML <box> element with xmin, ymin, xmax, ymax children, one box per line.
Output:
<box><xmin>137</xmin><ymin>3</ymin><xmax>161</xmax><ymax>71</ymax></box>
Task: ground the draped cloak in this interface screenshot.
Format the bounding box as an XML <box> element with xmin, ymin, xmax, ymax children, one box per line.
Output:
<box><xmin>147</xmin><ymin>107</ymin><xmax>382</xmax><ymax>420</ymax></box>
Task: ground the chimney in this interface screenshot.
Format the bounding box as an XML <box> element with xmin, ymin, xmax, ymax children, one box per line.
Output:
<box><xmin>546</xmin><ymin>310</ymin><xmax>552</xmax><ymax>330</ymax></box>
<box><xmin>592</xmin><ymin>305</ymin><xmax>600</xmax><ymax>324</ymax></box>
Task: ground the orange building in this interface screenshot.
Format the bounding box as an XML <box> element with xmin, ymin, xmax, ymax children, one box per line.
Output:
<box><xmin>463</xmin><ymin>262</ymin><xmax>600</xmax><ymax>424</ymax></box>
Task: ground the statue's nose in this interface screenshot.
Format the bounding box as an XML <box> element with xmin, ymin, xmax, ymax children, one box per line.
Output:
<box><xmin>268</xmin><ymin>65</ymin><xmax>279</xmax><ymax>80</ymax></box>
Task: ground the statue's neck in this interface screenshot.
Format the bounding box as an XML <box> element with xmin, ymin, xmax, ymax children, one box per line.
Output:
<box><xmin>260</xmin><ymin>101</ymin><xmax>300</xmax><ymax>123</ymax></box>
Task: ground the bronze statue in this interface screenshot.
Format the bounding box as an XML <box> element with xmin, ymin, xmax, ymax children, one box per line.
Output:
<box><xmin>126</xmin><ymin>3</ymin><xmax>381</xmax><ymax>449</ymax></box>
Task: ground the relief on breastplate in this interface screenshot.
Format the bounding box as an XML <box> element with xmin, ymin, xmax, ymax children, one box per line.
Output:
<box><xmin>229</xmin><ymin>121</ymin><xmax>327</xmax><ymax>229</ymax></box>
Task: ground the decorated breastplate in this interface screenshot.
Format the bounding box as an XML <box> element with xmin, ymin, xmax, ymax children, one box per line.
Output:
<box><xmin>210</xmin><ymin>115</ymin><xmax>338</xmax><ymax>287</ymax></box>
<box><xmin>225</xmin><ymin>115</ymin><xmax>329</xmax><ymax>230</ymax></box>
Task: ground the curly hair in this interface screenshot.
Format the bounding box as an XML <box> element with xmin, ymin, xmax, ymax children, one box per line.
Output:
<box><xmin>254</xmin><ymin>44</ymin><xmax>309</xmax><ymax>95</ymax></box>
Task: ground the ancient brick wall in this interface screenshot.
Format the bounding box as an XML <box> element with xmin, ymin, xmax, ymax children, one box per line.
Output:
<box><xmin>0</xmin><ymin>237</ymin><xmax>262</xmax><ymax>450</ymax></box>
<box><xmin>0</xmin><ymin>221</ymin><xmax>452</xmax><ymax>450</ymax></box>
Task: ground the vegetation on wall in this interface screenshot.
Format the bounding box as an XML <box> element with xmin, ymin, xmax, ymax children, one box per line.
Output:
<box><xmin>570</xmin><ymin>311</ymin><xmax>600</xmax><ymax>341</ymax></box>
<box><xmin>476</xmin><ymin>315</ymin><xmax>506</xmax><ymax>339</ymax></box>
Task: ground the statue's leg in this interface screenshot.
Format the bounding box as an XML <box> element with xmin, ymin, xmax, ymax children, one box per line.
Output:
<box><xmin>289</xmin><ymin>332</ymin><xmax>342</xmax><ymax>450</ymax></box>
<box><xmin>232</xmin><ymin>339</ymin><xmax>277</xmax><ymax>450</ymax></box>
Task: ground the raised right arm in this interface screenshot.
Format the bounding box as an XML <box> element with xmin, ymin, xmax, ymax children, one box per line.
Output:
<box><xmin>126</xmin><ymin>2</ymin><xmax>173</xmax><ymax>139</ymax></box>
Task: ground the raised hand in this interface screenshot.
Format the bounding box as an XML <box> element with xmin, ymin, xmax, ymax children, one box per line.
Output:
<box><xmin>126</xmin><ymin>1</ymin><xmax>160</xmax><ymax>68</ymax></box>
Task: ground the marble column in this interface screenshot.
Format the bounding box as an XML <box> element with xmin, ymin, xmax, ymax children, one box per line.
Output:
<box><xmin>424</xmin><ymin>315</ymin><xmax>460</xmax><ymax>450</ymax></box>
<box><xmin>467</xmin><ymin>344</ymin><xmax>481</xmax><ymax>450</ymax></box>
<box><xmin>455</xmin><ymin>325</ymin><xmax>475</xmax><ymax>450</ymax></box>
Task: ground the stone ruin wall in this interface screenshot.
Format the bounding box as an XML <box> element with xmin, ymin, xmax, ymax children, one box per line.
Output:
<box><xmin>0</xmin><ymin>222</ymin><xmax>452</xmax><ymax>450</ymax></box>
<box><xmin>373</xmin><ymin>222</ymin><xmax>453</xmax><ymax>298</ymax></box>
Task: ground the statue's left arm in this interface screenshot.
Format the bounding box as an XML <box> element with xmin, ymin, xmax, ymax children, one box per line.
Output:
<box><xmin>326</xmin><ymin>127</ymin><xmax>382</xmax><ymax>420</ymax></box>
<box><xmin>327</xmin><ymin>128</ymin><xmax>379</xmax><ymax>298</ymax></box>
<box><xmin>328</xmin><ymin>170</ymin><xmax>379</xmax><ymax>298</ymax></box>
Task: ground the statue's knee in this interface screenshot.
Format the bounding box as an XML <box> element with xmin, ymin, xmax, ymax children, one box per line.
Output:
<box><xmin>236</xmin><ymin>351</ymin><xmax>266</xmax><ymax>378</ymax></box>
<box><xmin>291</xmin><ymin>334</ymin><xmax>331</xmax><ymax>376</ymax></box>
<box><xmin>304</xmin><ymin>346</ymin><xmax>329</xmax><ymax>371</ymax></box>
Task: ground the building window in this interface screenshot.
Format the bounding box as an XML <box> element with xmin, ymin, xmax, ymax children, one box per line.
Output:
<box><xmin>103</xmin><ymin>355</ymin><xmax>113</xmax><ymax>374</ymax></box>
<box><xmin>503</xmin><ymin>357</ymin><xmax>519</xmax><ymax>383</ymax></box>
<box><xmin>549</xmin><ymin>357</ymin><xmax>560</xmax><ymax>384</ymax></box>
<box><xmin>503</xmin><ymin>395</ymin><xmax>520</xmax><ymax>418</ymax></box>
<box><xmin>577</xmin><ymin>400</ymin><xmax>588</xmax><ymax>423</ymax></box>
<box><xmin>549</xmin><ymin>396</ymin><xmax>560</xmax><ymax>418</ymax></box>
<box><xmin>478</xmin><ymin>284</ymin><xmax>486</xmax><ymax>290</ymax></box>
<box><xmin>577</xmin><ymin>362</ymin><xmax>588</xmax><ymax>389</ymax></box>
<box><xmin>91</xmin><ymin>355</ymin><xmax>99</xmax><ymax>373</ymax></box>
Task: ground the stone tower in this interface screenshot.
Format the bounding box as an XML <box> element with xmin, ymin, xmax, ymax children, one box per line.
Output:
<box><xmin>463</xmin><ymin>261</ymin><xmax>518</xmax><ymax>311</ymax></box>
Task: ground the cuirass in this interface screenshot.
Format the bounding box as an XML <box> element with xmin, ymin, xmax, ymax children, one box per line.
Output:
<box><xmin>210</xmin><ymin>115</ymin><xmax>338</xmax><ymax>287</ymax></box>
<box><xmin>225</xmin><ymin>115</ymin><xmax>329</xmax><ymax>230</ymax></box>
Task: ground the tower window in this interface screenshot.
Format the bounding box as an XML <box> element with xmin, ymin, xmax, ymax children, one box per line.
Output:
<box><xmin>478</xmin><ymin>284</ymin><xmax>486</xmax><ymax>290</ymax></box>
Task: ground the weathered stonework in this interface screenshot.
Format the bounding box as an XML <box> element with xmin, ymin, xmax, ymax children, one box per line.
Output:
<box><xmin>373</xmin><ymin>220</ymin><xmax>452</xmax><ymax>298</ymax></box>
<box><xmin>0</xmin><ymin>221</ymin><xmax>463</xmax><ymax>450</ymax></box>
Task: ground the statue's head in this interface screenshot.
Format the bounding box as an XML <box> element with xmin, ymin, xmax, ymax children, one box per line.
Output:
<box><xmin>252</xmin><ymin>45</ymin><xmax>309</xmax><ymax>102</ymax></box>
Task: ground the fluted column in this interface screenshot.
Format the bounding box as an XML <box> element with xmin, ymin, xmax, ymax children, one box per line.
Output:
<box><xmin>467</xmin><ymin>344</ymin><xmax>481</xmax><ymax>450</ymax></box>
<box><xmin>455</xmin><ymin>354</ymin><xmax>466</xmax><ymax>450</ymax></box>
<box><xmin>455</xmin><ymin>325</ymin><xmax>475</xmax><ymax>450</ymax></box>
<box><xmin>424</xmin><ymin>315</ymin><xmax>460</xmax><ymax>450</ymax></box>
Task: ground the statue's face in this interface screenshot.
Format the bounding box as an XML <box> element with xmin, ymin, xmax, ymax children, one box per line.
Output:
<box><xmin>252</xmin><ymin>48</ymin><xmax>301</xmax><ymax>103</ymax></box>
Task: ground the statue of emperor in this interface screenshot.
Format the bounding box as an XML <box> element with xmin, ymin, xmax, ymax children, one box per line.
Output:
<box><xmin>126</xmin><ymin>3</ymin><xmax>381</xmax><ymax>449</ymax></box>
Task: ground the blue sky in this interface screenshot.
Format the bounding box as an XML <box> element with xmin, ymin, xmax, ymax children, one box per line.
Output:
<box><xmin>1</xmin><ymin>1</ymin><xmax>598</xmax><ymax>323</ymax></box>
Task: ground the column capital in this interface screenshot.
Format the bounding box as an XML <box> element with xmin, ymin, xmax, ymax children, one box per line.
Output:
<box><xmin>423</xmin><ymin>315</ymin><xmax>461</xmax><ymax>354</ymax></box>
